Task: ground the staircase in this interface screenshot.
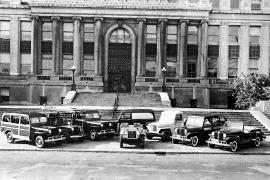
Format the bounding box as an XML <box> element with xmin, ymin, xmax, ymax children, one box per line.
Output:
<box><xmin>71</xmin><ymin>92</ymin><xmax>117</xmax><ymax>106</ymax></box>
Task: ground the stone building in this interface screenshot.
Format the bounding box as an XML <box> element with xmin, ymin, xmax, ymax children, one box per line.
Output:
<box><xmin>0</xmin><ymin>0</ymin><xmax>269</xmax><ymax>108</ymax></box>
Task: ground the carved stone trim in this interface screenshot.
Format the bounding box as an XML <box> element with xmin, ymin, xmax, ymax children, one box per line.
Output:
<box><xmin>137</xmin><ymin>18</ymin><xmax>146</xmax><ymax>23</ymax></box>
<box><xmin>94</xmin><ymin>17</ymin><xmax>104</xmax><ymax>22</ymax></box>
<box><xmin>72</xmin><ymin>16</ymin><xmax>82</xmax><ymax>21</ymax></box>
<box><xmin>179</xmin><ymin>19</ymin><xmax>189</xmax><ymax>25</ymax></box>
<box><xmin>51</xmin><ymin>16</ymin><xmax>61</xmax><ymax>21</ymax></box>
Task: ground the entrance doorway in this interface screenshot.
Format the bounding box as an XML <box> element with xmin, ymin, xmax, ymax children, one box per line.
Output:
<box><xmin>108</xmin><ymin>29</ymin><xmax>132</xmax><ymax>92</ymax></box>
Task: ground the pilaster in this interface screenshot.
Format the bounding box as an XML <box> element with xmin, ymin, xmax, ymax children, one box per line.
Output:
<box><xmin>51</xmin><ymin>16</ymin><xmax>61</xmax><ymax>75</ymax></box>
<box><xmin>178</xmin><ymin>19</ymin><xmax>188</xmax><ymax>77</ymax></box>
<box><xmin>157</xmin><ymin>19</ymin><xmax>167</xmax><ymax>76</ymax></box>
<box><xmin>30</xmin><ymin>16</ymin><xmax>39</xmax><ymax>75</ymax></box>
<box><xmin>10</xmin><ymin>17</ymin><xmax>20</xmax><ymax>75</ymax></box>
<box><xmin>238</xmin><ymin>22</ymin><xmax>249</xmax><ymax>77</ymax></box>
<box><xmin>94</xmin><ymin>17</ymin><xmax>103</xmax><ymax>76</ymax></box>
<box><xmin>260</xmin><ymin>23</ymin><xmax>270</xmax><ymax>75</ymax></box>
<box><xmin>198</xmin><ymin>19</ymin><xmax>208</xmax><ymax>78</ymax></box>
<box><xmin>218</xmin><ymin>22</ymin><xmax>229</xmax><ymax>79</ymax></box>
<box><xmin>137</xmin><ymin>18</ymin><xmax>146</xmax><ymax>77</ymax></box>
<box><xmin>73</xmin><ymin>17</ymin><xmax>81</xmax><ymax>75</ymax></box>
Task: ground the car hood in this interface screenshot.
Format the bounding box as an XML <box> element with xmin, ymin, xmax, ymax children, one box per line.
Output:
<box><xmin>32</xmin><ymin>125</ymin><xmax>58</xmax><ymax>131</ymax></box>
<box><xmin>217</xmin><ymin>129</ymin><xmax>242</xmax><ymax>134</ymax></box>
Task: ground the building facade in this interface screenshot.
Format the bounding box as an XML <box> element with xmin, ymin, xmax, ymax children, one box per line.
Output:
<box><xmin>0</xmin><ymin>0</ymin><xmax>270</xmax><ymax>108</ymax></box>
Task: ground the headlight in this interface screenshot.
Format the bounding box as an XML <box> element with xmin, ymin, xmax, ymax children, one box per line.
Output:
<box><xmin>48</xmin><ymin>130</ymin><xmax>52</xmax><ymax>134</ymax></box>
<box><xmin>175</xmin><ymin>128</ymin><xmax>178</xmax><ymax>132</ymax></box>
<box><xmin>109</xmin><ymin>123</ymin><xmax>112</xmax><ymax>126</ymax></box>
<box><xmin>212</xmin><ymin>132</ymin><xmax>215</xmax><ymax>136</ymax></box>
<box><xmin>184</xmin><ymin>129</ymin><xmax>187</xmax><ymax>134</ymax></box>
<box><xmin>59</xmin><ymin>129</ymin><xmax>62</xmax><ymax>133</ymax></box>
<box><xmin>71</xmin><ymin>127</ymin><xmax>74</xmax><ymax>131</ymax></box>
<box><xmin>101</xmin><ymin>124</ymin><xmax>103</xmax><ymax>128</ymax></box>
<box><xmin>223</xmin><ymin>133</ymin><xmax>226</xmax><ymax>139</ymax></box>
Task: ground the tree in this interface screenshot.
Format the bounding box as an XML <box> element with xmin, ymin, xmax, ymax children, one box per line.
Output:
<box><xmin>233</xmin><ymin>73</ymin><xmax>270</xmax><ymax>109</ymax></box>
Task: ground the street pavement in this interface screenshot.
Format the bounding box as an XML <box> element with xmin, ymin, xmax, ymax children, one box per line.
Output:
<box><xmin>0</xmin><ymin>133</ymin><xmax>269</xmax><ymax>155</ymax></box>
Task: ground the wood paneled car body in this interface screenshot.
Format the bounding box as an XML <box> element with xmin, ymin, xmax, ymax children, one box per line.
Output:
<box><xmin>0</xmin><ymin>112</ymin><xmax>65</xmax><ymax>148</ymax></box>
<box><xmin>206</xmin><ymin>121</ymin><xmax>266</xmax><ymax>152</ymax></box>
<box><xmin>172</xmin><ymin>114</ymin><xmax>226</xmax><ymax>147</ymax></box>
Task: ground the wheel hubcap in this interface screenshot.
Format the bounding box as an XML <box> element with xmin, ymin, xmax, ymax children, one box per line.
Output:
<box><xmin>231</xmin><ymin>142</ymin><xmax>237</xmax><ymax>151</ymax></box>
<box><xmin>192</xmin><ymin>137</ymin><xmax>198</xmax><ymax>146</ymax></box>
<box><xmin>255</xmin><ymin>138</ymin><xmax>260</xmax><ymax>147</ymax></box>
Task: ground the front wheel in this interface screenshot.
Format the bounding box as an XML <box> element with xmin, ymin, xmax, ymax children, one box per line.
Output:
<box><xmin>230</xmin><ymin>141</ymin><xmax>238</xmax><ymax>152</ymax></box>
<box><xmin>35</xmin><ymin>136</ymin><xmax>45</xmax><ymax>148</ymax></box>
<box><xmin>208</xmin><ymin>143</ymin><xmax>215</xmax><ymax>149</ymax></box>
<box><xmin>161</xmin><ymin>131</ymin><xmax>169</xmax><ymax>142</ymax></box>
<box><xmin>254</xmin><ymin>137</ymin><xmax>261</xmax><ymax>147</ymax></box>
<box><xmin>191</xmin><ymin>136</ymin><xmax>199</xmax><ymax>147</ymax></box>
<box><xmin>6</xmin><ymin>132</ymin><xmax>15</xmax><ymax>143</ymax></box>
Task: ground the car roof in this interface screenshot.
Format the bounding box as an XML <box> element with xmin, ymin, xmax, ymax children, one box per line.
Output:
<box><xmin>2</xmin><ymin>112</ymin><xmax>46</xmax><ymax>118</ymax></box>
<box><xmin>120</xmin><ymin>109</ymin><xmax>155</xmax><ymax>114</ymax></box>
<box><xmin>161</xmin><ymin>109</ymin><xmax>183</xmax><ymax>115</ymax></box>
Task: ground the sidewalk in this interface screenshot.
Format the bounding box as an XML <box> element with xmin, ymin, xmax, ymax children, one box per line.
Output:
<box><xmin>0</xmin><ymin>134</ymin><xmax>269</xmax><ymax>155</ymax></box>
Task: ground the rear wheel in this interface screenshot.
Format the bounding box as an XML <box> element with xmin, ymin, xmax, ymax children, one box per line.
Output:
<box><xmin>161</xmin><ymin>131</ymin><xmax>169</xmax><ymax>142</ymax></box>
<box><xmin>146</xmin><ymin>134</ymin><xmax>153</xmax><ymax>140</ymax></box>
<box><xmin>230</xmin><ymin>141</ymin><xmax>238</xmax><ymax>152</ymax></box>
<box><xmin>89</xmin><ymin>130</ymin><xmax>98</xmax><ymax>141</ymax></box>
<box><xmin>6</xmin><ymin>132</ymin><xmax>15</xmax><ymax>143</ymax></box>
<box><xmin>254</xmin><ymin>137</ymin><xmax>261</xmax><ymax>147</ymax></box>
<box><xmin>191</xmin><ymin>136</ymin><xmax>199</xmax><ymax>147</ymax></box>
<box><xmin>35</xmin><ymin>136</ymin><xmax>45</xmax><ymax>148</ymax></box>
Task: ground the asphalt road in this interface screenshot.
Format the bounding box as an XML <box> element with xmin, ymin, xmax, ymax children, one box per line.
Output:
<box><xmin>0</xmin><ymin>151</ymin><xmax>269</xmax><ymax>180</ymax></box>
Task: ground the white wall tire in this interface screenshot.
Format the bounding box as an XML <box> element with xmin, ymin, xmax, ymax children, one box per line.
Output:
<box><xmin>6</xmin><ymin>132</ymin><xmax>15</xmax><ymax>143</ymax></box>
<box><xmin>254</xmin><ymin>137</ymin><xmax>261</xmax><ymax>147</ymax></box>
<box><xmin>35</xmin><ymin>136</ymin><xmax>45</xmax><ymax>148</ymax></box>
<box><xmin>191</xmin><ymin>136</ymin><xmax>199</xmax><ymax>147</ymax></box>
<box><xmin>230</xmin><ymin>141</ymin><xmax>238</xmax><ymax>152</ymax></box>
<box><xmin>89</xmin><ymin>130</ymin><xmax>98</xmax><ymax>141</ymax></box>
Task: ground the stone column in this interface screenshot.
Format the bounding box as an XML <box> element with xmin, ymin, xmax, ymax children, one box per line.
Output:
<box><xmin>73</xmin><ymin>17</ymin><xmax>81</xmax><ymax>75</ymax></box>
<box><xmin>30</xmin><ymin>16</ymin><xmax>39</xmax><ymax>75</ymax></box>
<box><xmin>260</xmin><ymin>23</ymin><xmax>270</xmax><ymax>75</ymax></box>
<box><xmin>178</xmin><ymin>19</ymin><xmax>188</xmax><ymax>77</ymax></box>
<box><xmin>51</xmin><ymin>17</ymin><xmax>61</xmax><ymax>75</ymax></box>
<box><xmin>218</xmin><ymin>22</ymin><xmax>229</xmax><ymax>79</ymax></box>
<box><xmin>10</xmin><ymin>17</ymin><xmax>20</xmax><ymax>75</ymax></box>
<box><xmin>238</xmin><ymin>22</ymin><xmax>249</xmax><ymax>77</ymax></box>
<box><xmin>157</xmin><ymin>19</ymin><xmax>167</xmax><ymax>76</ymax></box>
<box><xmin>94</xmin><ymin>17</ymin><xmax>103</xmax><ymax>76</ymax></box>
<box><xmin>198</xmin><ymin>19</ymin><xmax>208</xmax><ymax>78</ymax></box>
<box><xmin>137</xmin><ymin>18</ymin><xmax>146</xmax><ymax>77</ymax></box>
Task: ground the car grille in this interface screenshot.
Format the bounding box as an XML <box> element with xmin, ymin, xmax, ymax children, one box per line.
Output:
<box><xmin>73</xmin><ymin>127</ymin><xmax>80</xmax><ymax>134</ymax></box>
<box><xmin>215</xmin><ymin>132</ymin><xmax>223</xmax><ymax>141</ymax></box>
<box><xmin>152</xmin><ymin>125</ymin><xmax>157</xmax><ymax>132</ymax></box>
<box><xmin>128</xmin><ymin>131</ymin><xmax>136</xmax><ymax>138</ymax></box>
<box><xmin>177</xmin><ymin>128</ymin><xmax>186</xmax><ymax>136</ymax></box>
<box><xmin>51</xmin><ymin>128</ymin><xmax>59</xmax><ymax>135</ymax></box>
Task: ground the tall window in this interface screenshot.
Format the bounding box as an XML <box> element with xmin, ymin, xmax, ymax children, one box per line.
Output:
<box><xmin>145</xmin><ymin>25</ymin><xmax>157</xmax><ymax>77</ymax></box>
<box><xmin>228</xmin><ymin>26</ymin><xmax>240</xmax><ymax>78</ymax></box>
<box><xmin>230</xmin><ymin>0</ymin><xmax>239</xmax><ymax>10</ymax></box>
<box><xmin>63</xmin><ymin>23</ymin><xmax>73</xmax><ymax>75</ymax></box>
<box><xmin>166</xmin><ymin>25</ymin><xmax>177</xmax><ymax>77</ymax></box>
<box><xmin>251</xmin><ymin>0</ymin><xmax>261</xmax><ymax>10</ymax></box>
<box><xmin>83</xmin><ymin>23</ymin><xmax>94</xmax><ymax>76</ymax></box>
<box><xmin>187</xmin><ymin>25</ymin><xmax>198</xmax><ymax>78</ymax></box>
<box><xmin>20</xmin><ymin>22</ymin><xmax>31</xmax><ymax>74</ymax></box>
<box><xmin>41</xmin><ymin>22</ymin><xmax>52</xmax><ymax>75</ymax></box>
<box><xmin>249</xmin><ymin>26</ymin><xmax>260</xmax><ymax>73</ymax></box>
<box><xmin>207</xmin><ymin>26</ymin><xmax>219</xmax><ymax>77</ymax></box>
<box><xmin>0</xmin><ymin>21</ymin><xmax>10</xmax><ymax>74</ymax></box>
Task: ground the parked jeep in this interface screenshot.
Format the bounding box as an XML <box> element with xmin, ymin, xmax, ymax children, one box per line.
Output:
<box><xmin>0</xmin><ymin>112</ymin><xmax>65</xmax><ymax>148</ymax></box>
<box><xmin>146</xmin><ymin>109</ymin><xmax>183</xmax><ymax>141</ymax></box>
<box><xmin>73</xmin><ymin>110</ymin><xmax>117</xmax><ymax>140</ymax></box>
<box><xmin>42</xmin><ymin>111</ymin><xmax>86</xmax><ymax>142</ymax></box>
<box><xmin>118</xmin><ymin>109</ymin><xmax>156</xmax><ymax>148</ymax></box>
<box><xmin>171</xmin><ymin>114</ymin><xmax>226</xmax><ymax>147</ymax></box>
<box><xmin>206</xmin><ymin>121</ymin><xmax>266</xmax><ymax>152</ymax></box>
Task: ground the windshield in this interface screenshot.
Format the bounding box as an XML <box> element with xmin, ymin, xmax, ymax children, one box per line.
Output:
<box><xmin>82</xmin><ymin>113</ymin><xmax>101</xmax><ymax>121</ymax></box>
<box><xmin>131</xmin><ymin>113</ymin><xmax>154</xmax><ymax>120</ymax></box>
<box><xmin>159</xmin><ymin>113</ymin><xmax>175</xmax><ymax>124</ymax></box>
<box><xmin>185</xmin><ymin>116</ymin><xmax>204</xmax><ymax>128</ymax></box>
<box><xmin>30</xmin><ymin>116</ymin><xmax>48</xmax><ymax>124</ymax></box>
<box><xmin>222</xmin><ymin>121</ymin><xmax>243</xmax><ymax>131</ymax></box>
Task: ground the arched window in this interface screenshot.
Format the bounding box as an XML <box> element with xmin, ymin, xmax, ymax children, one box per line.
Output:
<box><xmin>110</xmin><ymin>29</ymin><xmax>130</xmax><ymax>43</ymax></box>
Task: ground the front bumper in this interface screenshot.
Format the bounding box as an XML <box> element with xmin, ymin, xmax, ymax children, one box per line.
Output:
<box><xmin>172</xmin><ymin>135</ymin><xmax>191</xmax><ymax>142</ymax></box>
<box><xmin>206</xmin><ymin>139</ymin><xmax>230</xmax><ymax>147</ymax></box>
<box><xmin>147</xmin><ymin>132</ymin><xmax>161</xmax><ymax>137</ymax></box>
<box><xmin>45</xmin><ymin>135</ymin><xmax>66</xmax><ymax>142</ymax></box>
<box><xmin>121</xmin><ymin>138</ymin><xmax>144</xmax><ymax>145</ymax></box>
<box><xmin>98</xmin><ymin>129</ymin><xmax>115</xmax><ymax>135</ymax></box>
<box><xmin>70</xmin><ymin>134</ymin><xmax>86</xmax><ymax>139</ymax></box>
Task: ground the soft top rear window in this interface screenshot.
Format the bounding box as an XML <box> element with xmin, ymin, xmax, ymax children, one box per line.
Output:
<box><xmin>131</xmin><ymin>113</ymin><xmax>154</xmax><ymax>120</ymax></box>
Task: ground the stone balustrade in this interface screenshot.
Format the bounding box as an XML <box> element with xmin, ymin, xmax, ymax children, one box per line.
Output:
<box><xmin>28</xmin><ymin>0</ymin><xmax>211</xmax><ymax>9</ymax></box>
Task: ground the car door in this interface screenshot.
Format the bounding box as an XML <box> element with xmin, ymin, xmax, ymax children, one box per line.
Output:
<box><xmin>10</xmin><ymin>114</ymin><xmax>20</xmax><ymax>137</ymax></box>
<box><xmin>242</xmin><ymin>126</ymin><xmax>253</xmax><ymax>144</ymax></box>
<box><xmin>19</xmin><ymin>115</ymin><xmax>30</xmax><ymax>140</ymax></box>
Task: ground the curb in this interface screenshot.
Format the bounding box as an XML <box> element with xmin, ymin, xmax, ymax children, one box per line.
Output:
<box><xmin>0</xmin><ymin>148</ymin><xmax>269</xmax><ymax>155</ymax></box>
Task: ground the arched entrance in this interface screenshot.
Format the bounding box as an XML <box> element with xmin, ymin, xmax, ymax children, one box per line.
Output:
<box><xmin>104</xmin><ymin>24</ymin><xmax>136</xmax><ymax>93</ymax></box>
<box><xmin>108</xmin><ymin>29</ymin><xmax>131</xmax><ymax>92</ymax></box>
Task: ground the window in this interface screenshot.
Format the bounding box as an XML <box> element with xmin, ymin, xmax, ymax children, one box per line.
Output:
<box><xmin>208</xmin><ymin>26</ymin><xmax>219</xmax><ymax>77</ymax></box>
<box><xmin>83</xmin><ymin>23</ymin><xmax>94</xmax><ymax>76</ymax></box>
<box><xmin>41</xmin><ymin>22</ymin><xmax>52</xmax><ymax>75</ymax></box>
<box><xmin>251</xmin><ymin>0</ymin><xmax>261</xmax><ymax>10</ymax></box>
<box><xmin>21</xmin><ymin>116</ymin><xmax>29</xmax><ymax>125</ymax></box>
<box><xmin>230</xmin><ymin>0</ymin><xmax>239</xmax><ymax>9</ymax></box>
<box><xmin>20</xmin><ymin>22</ymin><xmax>31</xmax><ymax>74</ymax></box>
<box><xmin>166</xmin><ymin>25</ymin><xmax>177</xmax><ymax>77</ymax></box>
<box><xmin>0</xmin><ymin>87</ymin><xmax>9</xmax><ymax>103</ymax></box>
<box><xmin>0</xmin><ymin>21</ymin><xmax>10</xmax><ymax>74</ymax></box>
<box><xmin>187</xmin><ymin>26</ymin><xmax>198</xmax><ymax>78</ymax></box>
<box><xmin>11</xmin><ymin>115</ymin><xmax>20</xmax><ymax>124</ymax></box>
<box><xmin>2</xmin><ymin>115</ymin><xmax>10</xmax><ymax>122</ymax></box>
<box><xmin>228</xmin><ymin>26</ymin><xmax>240</xmax><ymax>78</ymax></box>
<box><xmin>145</xmin><ymin>25</ymin><xmax>157</xmax><ymax>77</ymax></box>
<box><xmin>249</xmin><ymin>27</ymin><xmax>260</xmax><ymax>73</ymax></box>
<box><xmin>63</xmin><ymin>23</ymin><xmax>74</xmax><ymax>75</ymax></box>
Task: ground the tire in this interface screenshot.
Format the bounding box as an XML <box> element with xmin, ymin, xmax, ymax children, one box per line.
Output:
<box><xmin>146</xmin><ymin>134</ymin><xmax>153</xmax><ymax>140</ymax></box>
<box><xmin>78</xmin><ymin>137</ymin><xmax>85</xmax><ymax>142</ymax></box>
<box><xmin>55</xmin><ymin>140</ymin><xmax>63</xmax><ymax>146</ymax></box>
<box><xmin>208</xmin><ymin>143</ymin><xmax>215</xmax><ymax>149</ymax></box>
<box><xmin>191</xmin><ymin>136</ymin><xmax>199</xmax><ymax>147</ymax></box>
<box><xmin>254</xmin><ymin>137</ymin><xmax>261</xmax><ymax>147</ymax></box>
<box><xmin>140</xmin><ymin>141</ymin><xmax>145</xmax><ymax>148</ymax></box>
<box><xmin>161</xmin><ymin>131</ymin><xmax>168</xmax><ymax>142</ymax></box>
<box><xmin>35</xmin><ymin>136</ymin><xmax>45</xmax><ymax>148</ymax></box>
<box><xmin>230</xmin><ymin>141</ymin><xmax>238</xmax><ymax>152</ymax></box>
<box><xmin>89</xmin><ymin>130</ymin><xmax>98</xmax><ymax>141</ymax></box>
<box><xmin>6</xmin><ymin>132</ymin><xmax>15</xmax><ymax>143</ymax></box>
<box><xmin>172</xmin><ymin>138</ymin><xmax>179</xmax><ymax>144</ymax></box>
<box><xmin>120</xmin><ymin>136</ymin><xmax>124</xmax><ymax>148</ymax></box>
<box><xmin>106</xmin><ymin>134</ymin><xmax>114</xmax><ymax>139</ymax></box>
<box><xmin>63</xmin><ymin>133</ymin><xmax>71</xmax><ymax>142</ymax></box>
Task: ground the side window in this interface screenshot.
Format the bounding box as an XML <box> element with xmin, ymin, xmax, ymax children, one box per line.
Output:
<box><xmin>175</xmin><ymin>114</ymin><xmax>183</xmax><ymax>122</ymax></box>
<box><xmin>121</xmin><ymin>113</ymin><xmax>131</xmax><ymax>120</ymax></box>
<box><xmin>2</xmin><ymin>115</ymin><xmax>10</xmax><ymax>122</ymax></box>
<box><xmin>21</xmin><ymin>116</ymin><xmax>29</xmax><ymax>125</ymax></box>
<box><xmin>212</xmin><ymin>117</ymin><xmax>221</xmax><ymax>126</ymax></box>
<box><xmin>11</xmin><ymin>115</ymin><xmax>20</xmax><ymax>124</ymax></box>
<box><xmin>204</xmin><ymin>118</ymin><xmax>211</xmax><ymax>127</ymax></box>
